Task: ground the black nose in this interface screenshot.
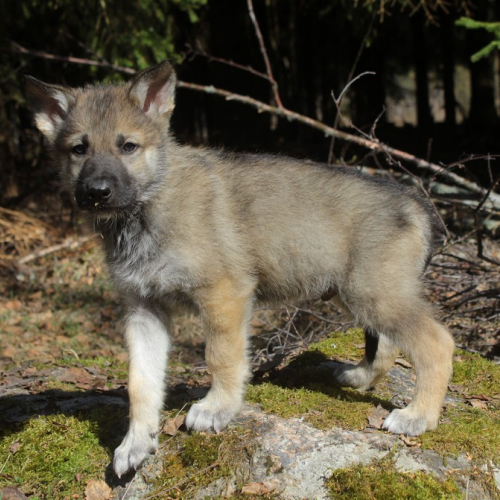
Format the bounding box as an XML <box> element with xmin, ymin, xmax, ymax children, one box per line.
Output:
<box><xmin>86</xmin><ymin>180</ymin><xmax>112</xmax><ymax>202</ymax></box>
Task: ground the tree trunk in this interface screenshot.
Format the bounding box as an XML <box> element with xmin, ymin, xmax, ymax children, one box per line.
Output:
<box><xmin>467</xmin><ymin>0</ymin><xmax>496</xmax><ymax>124</ymax></box>
<box><xmin>440</xmin><ymin>9</ymin><xmax>456</xmax><ymax>128</ymax></box>
<box><xmin>411</xmin><ymin>11</ymin><xmax>433</xmax><ymax>128</ymax></box>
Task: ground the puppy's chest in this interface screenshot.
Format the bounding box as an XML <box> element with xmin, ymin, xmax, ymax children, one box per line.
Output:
<box><xmin>102</xmin><ymin>220</ymin><xmax>192</xmax><ymax>298</ymax></box>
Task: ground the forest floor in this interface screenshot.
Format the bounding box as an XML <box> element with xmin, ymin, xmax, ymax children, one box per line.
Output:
<box><xmin>0</xmin><ymin>208</ymin><xmax>499</xmax><ymax>499</ymax></box>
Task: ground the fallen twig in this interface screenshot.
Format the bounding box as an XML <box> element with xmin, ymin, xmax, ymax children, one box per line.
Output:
<box><xmin>17</xmin><ymin>235</ymin><xmax>94</xmax><ymax>265</ymax></box>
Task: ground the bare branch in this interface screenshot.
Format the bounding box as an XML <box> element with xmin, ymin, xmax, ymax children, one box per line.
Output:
<box><xmin>187</xmin><ymin>46</ymin><xmax>270</xmax><ymax>81</ymax></box>
<box><xmin>328</xmin><ymin>10</ymin><xmax>376</xmax><ymax>163</ymax></box>
<box><xmin>474</xmin><ymin>173</ymin><xmax>500</xmax><ymax>266</ymax></box>
<box><xmin>246</xmin><ymin>0</ymin><xmax>283</xmax><ymax>108</ymax></box>
<box><xmin>13</xmin><ymin>42</ymin><xmax>500</xmax><ymax>207</ymax></box>
<box><xmin>176</xmin><ymin>80</ymin><xmax>500</xmax><ymax>207</ymax></box>
<box><xmin>334</xmin><ymin>71</ymin><xmax>377</xmax><ymax>107</ymax></box>
<box><xmin>11</xmin><ymin>42</ymin><xmax>135</xmax><ymax>75</ymax></box>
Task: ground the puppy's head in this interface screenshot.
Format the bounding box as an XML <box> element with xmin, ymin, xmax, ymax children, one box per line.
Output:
<box><xmin>25</xmin><ymin>61</ymin><xmax>176</xmax><ymax>214</ymax></box>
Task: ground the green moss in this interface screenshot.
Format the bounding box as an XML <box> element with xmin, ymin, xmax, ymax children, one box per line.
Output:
<box><xmin>247</xmin><ymin>382</ymin><xmax>375</xmax><ymax>430</ymax></box>
<box><xmin>415</xmin><ymin>350</ymin><xmax>500</xmax><ymax>464</ymax></box>
<box><xmin>326</xmin><ymin>455</ymin><xmax>462</xmax><ymax>500</ymax></box>
<box><xmin>43</xmin><ymin>380</ymin><xmax>80</xmax><ymax>392</ymax></box>
<box><xmin>308</xmin><ymin>328</ymin><xmax>365</xmax><ymax>360</ymax></box>
<box><xmin>0</xmin><ymin>415</ymin><xmax>110</xmax><ymax>499</ymax></box>
<box><xmin>151</xmin><ymin>429</ymin><xmax>255</xmax><ymax>499</ymax></box>
<box><xmin>181</xmin><ymin>433</ymin><xmax>223</xmax><ymax>468</ymax></box>
<box><xmin>419</xmin><ymin>405</ymin><xmax>500</xmax><ymax>462</ymax></box>
<box><xmin>452</xmin><ymin>350</ymin><xmax>500</xmax><ymax>398</ymax></box>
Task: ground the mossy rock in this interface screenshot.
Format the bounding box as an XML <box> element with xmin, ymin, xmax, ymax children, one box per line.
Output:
<box><xmin>326</xmin><ymin>454</ymin><xmax>463</xmax><ymax>500</ymax></box>
<box><xmin>0</xmin><ymin>415</ymin><xmax>110</xmax><ymax>498</ymax></box>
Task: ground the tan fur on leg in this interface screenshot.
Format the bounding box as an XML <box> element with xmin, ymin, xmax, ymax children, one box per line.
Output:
<box><xmin>383</xmin><ymin>317</ymin><xmax>454</xmax><ymax>435</ymax></box>
<box><xmin>185</xmin><ymin>277</ymin><xmax>254</xmax><ymax>432</ymax></box>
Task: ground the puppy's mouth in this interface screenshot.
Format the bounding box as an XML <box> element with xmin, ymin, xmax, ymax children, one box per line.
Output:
<box><xmin>77</xmin><ymin>199</ymin><xmax>131</xmax><ymax>212</ymax></box>
<box><xmin>74</xmin><ymin>183</ymin><xmax>138</xmax><ymax>214</ymax></box>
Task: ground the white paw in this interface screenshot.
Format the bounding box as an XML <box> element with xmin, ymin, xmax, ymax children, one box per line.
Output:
<box><xmin>382</xmin><ymin>408</ymin><xmax>435</xmax><ymax>436</ymax></box>
<box><xmin>334</xmin><ymin>362</ymin><xmax>372</xmax><ymax>391</ymax></box>
<box><xmin>185</xmin><ymin>399</ymin><xmax>238</xmax><ymax>433</ymax></box>
<box><xmin>113</xmin><ymin>428</ymin><xmax>158</xmax><ymax>478</ymax></box>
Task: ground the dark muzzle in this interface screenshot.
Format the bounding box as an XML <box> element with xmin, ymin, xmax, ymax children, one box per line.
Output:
<box><xmin>75</xmin><ymin>157</ymin><xmax>137</xmax><ymax>211</ymax></box>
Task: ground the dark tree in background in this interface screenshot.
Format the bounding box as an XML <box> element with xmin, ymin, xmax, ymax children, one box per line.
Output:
<box><xmin>412</xmin><ymin>9</ymin><xmax>433</xmax><ymax>129</ymax></box>
<box><xmin>0</xmin><ymin>0</ymin><xmax>499</xmax><ymax>209</ymax></box>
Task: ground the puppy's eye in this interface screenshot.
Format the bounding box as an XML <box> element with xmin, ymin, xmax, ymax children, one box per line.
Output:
<box><xmin>72</xmin><ymin>144</ymin><xmax>87</xmax><ymax>156</ymax></box>
<box><xmin>122</xmin><ymin>142</ymin><xmax>138</xmax><ymax>154</ymax></box>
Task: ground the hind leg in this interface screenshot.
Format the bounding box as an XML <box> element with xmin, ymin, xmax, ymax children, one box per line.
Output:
<box><xmin>340</xmin><ymin>277</ymin><xmax>453</xmax><ymax>435</ymax></box>
<box><xmin>334</xmin><ymin>328</ymin><xmax>399</xmax><ymax>391</ymax></box>
<box><xmin>382</xmin><ymin>316</ymin><xmax>454</xmax><ymax>435</ymax></box>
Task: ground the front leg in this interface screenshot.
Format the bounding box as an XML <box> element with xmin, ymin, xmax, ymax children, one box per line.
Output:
<box><xmin>113</xmin><ymin>306</ymin><xmax>170</xmax><ymax>478</ymax></box>
<box><xmin>186</xmin><ymin>278</ymin><xmax>254</xmax><ymax>433</ymax></box>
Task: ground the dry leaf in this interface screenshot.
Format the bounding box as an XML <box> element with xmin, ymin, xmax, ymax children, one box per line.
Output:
<box><xmin>162</xmin><ymin>414</ymin><xmax>186</xmax><ymax>436</ymax></box>
<box><xmin>20</xmin><ymin>367</ymin><xmax>37</xmax><ymax>378</ymax></box>
<box><xmin>467</xmin><ymin>398</ymin><xmax>489</xmax><ymax>410</ymax></box>
<box><xmin>448</xmin><ymin>384</ymin><xmax>465</xmax><ymax>393</ymax></box>
<box><xmin>0</xmin><ymin>486</ymin><xmax>28</xmax><ymax>500</ymax></box>
<box><xmin>367</xmin><ymin>404</ymin><xmax>390</xmax><ymax>429</ymax></box>
<box><xmin>254</xmin><ymin>353</ymin><xmax>285</xmax><ymax>376</ymax></box>
<box><xmin>85</xmin><ymin>479</ymin><xmax>112</xmax><ymax>500</ymax></box>
<box><xmin>468</xmin><ymin>394</ymin><xmax>492</xmax><ymax>401</ymax></box>
<box><xmin>9</xmin><ymin>441</ymin><xmax>21</xmax><ymax>454</ymax></box>
<box><xmin>242</xmin><ymin>483</ymin><xmax>266</xmax><ymax>495</ymax></box>
<box><xmin>241</xmin><ymin>480</ymin><xmax>280</xmax><ymax>495</ymax></box>
<box><xmin>4</xmin><ymin>300</ymin><xmax>22</xmax><ymax>311</ymax></box>
<box><xmin>58</xmin><ymin>367</ymin><xmax>94</xmax><ymax>385</ymax></box>
<box><xmin>395</xmin><ymin>358</ymin><xmax>412</xmax><ymax>369</ymax></box>
<box><xmin>400</xmin><ymin>435</ymin><xmax>419</xmax><ymax>447</ymax></box>
<box><xmin>83</xmin><ymin>367</ymin><xmax>104</xmax><ymax>377</ymax></box>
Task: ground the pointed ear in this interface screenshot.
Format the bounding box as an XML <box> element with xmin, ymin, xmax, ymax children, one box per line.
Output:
<box><xmin>128</xmin><ymin>61</ymin><xmax>177</xmax><ymax>120</ymax></box>
<box><xmin>24</xmin><ymin>75</ymin><xmax>75</xmax><ymax>143</ymax></box>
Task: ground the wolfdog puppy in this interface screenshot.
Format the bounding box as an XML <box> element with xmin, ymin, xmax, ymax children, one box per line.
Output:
<box><xmin>25</xmin><ymin>61</ymin><xmax>454</xmax><ymax>477</ymax></box>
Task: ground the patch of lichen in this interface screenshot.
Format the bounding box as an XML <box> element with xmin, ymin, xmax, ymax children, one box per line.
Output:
<box><xmin>326</xmin><ymin>454</ymin><xmax>462</xmax><ymax>500</ymax></box>
<box><xmin>0</xmin><ymin>414</ymin><xmax>111</xmax><ymax>499</ymax></box>
<box><xmin>151</xmin><ymin>428</ymin><xmax>255</xmax><ymax>499</ymax></box>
